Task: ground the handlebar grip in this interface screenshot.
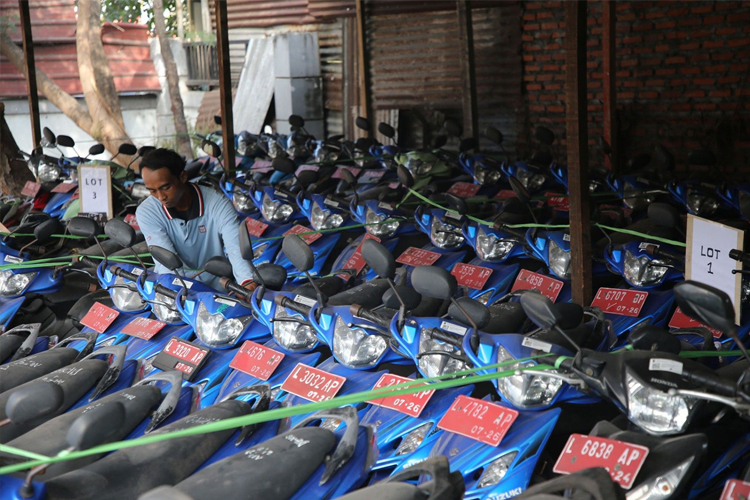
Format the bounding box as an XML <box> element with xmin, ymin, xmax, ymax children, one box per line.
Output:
<box><xmin>225</xmin><ymin>280</ymin><xmax>257</xmax><ymax>300</ymax></box>
<box><xmin>492</xmin><ymin>221</ymin><xmax>525</xmax><ymax>239</ymax></box>
<box><xmin>430</xmin><ymin>328</ymin><xmax>464</xmax><ymax>346</ymax></box>
<box><xmin>349</xmin><ymin>304</ymin><xmax>390</xmax><ymax>328</ymax></box>
<box><xmin>730</xmin><ymin>249</ymin><xmax>750</xmax><ymax>265</ymax></box>
<box><xmin>274</xmin><ymin>294</ymin><xmax>312</xmax><ymax>316</ymax></box>
<box><xmin>78</xmin><ymin>256</ymin><xmax>99</xmax><ymax>268</ymax></box>
<box><xmin>110</xmin><ymin>265</ymin><xmax>139</xmax><ymax>283</ymax></box>
<box><xmin>644</xmin><ymin>244</ymin><xmax>685</xmax><ymax>261</ymax></box>
<box><xmin>154</xmin><ymin>283</ymin><xmax>178</xmax><ymax>300</ymax></box>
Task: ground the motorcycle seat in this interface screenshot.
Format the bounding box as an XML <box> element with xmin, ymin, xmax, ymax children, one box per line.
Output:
<box><xmin>328</xmin><ymin>279</ymin><xmax>391</xmax><ymax>309</ymax></box>
<box><xmin>292</xmin><ymin>275</ymin><xmax>345</xmax><ymax>300</ymax></box>
<box><xmin>484</xmin><ymin>302</ymin><xmax>527</xmax><ymax>334</ymax></box>
<box><xmin>0</xmin><ymin>348</ymin><xmax>80</xmax><ymax>394</ymax></box>
<box><xmin>338</xmin><ymin>483</ymin><xmax>424</xmax><ymax>500</ymax></box>
<box><xmin>172</xmin><ymin>427</ymin><xmax>336</xmax><ymax>500</ymax></box>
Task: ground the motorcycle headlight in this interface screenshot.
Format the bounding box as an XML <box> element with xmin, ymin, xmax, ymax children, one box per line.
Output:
<box><xmin>496</xmin><ymin>346</ymin><xmax>562</xmax><ymax>408</ymax></box>
<box><xmin>626</xmin><ymin>457</ymin><xmax>693</xmax><ymax>500</ymax></box>
<box><xmin>110</xmin><ymin>277</ymin><xmax>146</xmax><ymax>312</ymax></box>
<box><xmin>430</xmin><ymin>217</ymin><xmax>464</xmax><ymax>249</ymax></box>
<box><xmin>516</xmin><ymin>168</ymin><xmax>545</xmax><ymax>191</ymax></box>
<box><xmin>314</xmin><ymin>145</ymin><xmax>338</xmax><ymax>164</ymax></box>
<box><xmin>417</xmin><ymin>327</ymin><xmax>470</xmax><ymax>378</ymax></box>
<box><xmin>152</xmin><ymin>292</ymin><xmax>182</xmax><ymax>323</ymax></box>
<box><xmin>366</xmin><ymin>208</ymin><xmax>400</xmax><ymax>237</ymax></box>
<box><xmin>131</xmin><ymin>184</ymin><xmax>150</xmax><ymax>200</ymax></box>
<box><xmin>476</xmin><ymin>451</ymin><xmax>518</xmax><ymax>489</ymax></box>
<box><xmin>0</xmin><ymin>270</ymin><xmax>36</xmax><ymax>296</ymax></box>
<box><xmin>474</xmin><ymin>164</ymin><xmax>501</xmax><ymax>185</ymax></box>
<box><xmin>623</xmin><ymin>251</ymin><xmax>669</xmax><ymax>287</ymax></box>
<box><xmin>311</xmin><ymin>203</ymin><xmax>344</xmax><ymax>231</ymax></box>
<box><xmin>273</xmin><ymin>307</ymin><xmax>316</xmax><ymax>351</ymax></box>
<box><xmin>261</xmin><ymin>194</ymin><xmax>294</xmax><ymax>223</ymax></box>
<box><xmin>548</xmin><ymin>239</ymin><xmax>571</xmax><ymax>279</ymax></box>
<box><xmin>686</xmin><ymin>193</ymin><xmax>719</xmax><ymax>216</ymax></box>
<box><xmin>395</xmin><ymin>422</ymin><xmax>432</xmax><ymax>456</ymax></box>
<box><xmin>476</xmin><ymin>227</ymin><xmax>515</xmax><ymax>262</ymax></box>
<box><xmin>405</xmin><ymin>157</ymin><xmax>433</xmax><ymax>176</ymax></box>
<box><xmin>589</xmin><ymin>180</ymin><xmax>601</xmax><ymax>193</ymax></box>
<box><xmin>626</xmin><ymin>371</ymin><xmax>695</xmax><ymax>435</ymax></box>
<box><xmin>233</xmin><ymin>189</ymin><xmax>254</xmax><ymax>213</ymax></box>
<box><xmin>623</xmin><ymin>187</ymin><xmax>655</xmax><ymax>211</ymax></box>
<box><xmin>332</xmin><ymin>316</ymin><xmax>387</xmax><ymax>368</ymax></box>
<box><xmin>253</xmin><ymin>242</ymin><xmax>270</xmax><ymax>261</ymax></box>
<box><xmin>38</xmin><ymin>162</ymin><xmax>61</xmax><ymax>183</ymax></box>
<box><xmin>267</xmin><ymin>140</ymin><xmax>282</xmax><ymax>159</ymax></box>
<box><xmin>195</xmin><ymin>302</ymin><xmax>249</xmax><ymax>347</ymax></box>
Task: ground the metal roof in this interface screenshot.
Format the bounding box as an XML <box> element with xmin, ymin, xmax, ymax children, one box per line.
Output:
<box><xmin>0</xmin><ymin>0</ymin><xmax>160</xmax><ymax>98</ymax></box>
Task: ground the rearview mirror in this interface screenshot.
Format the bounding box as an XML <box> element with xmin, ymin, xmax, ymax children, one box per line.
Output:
<box><xmin>378</xmin><ymin>123</ymin><xmax>395</xmax><ymax>139</ymax></box>
<box><xmin>484</xmin><ymin>127</ymin><xmax>503</xmax><ymax>145</ymax></box>
<box><xmin>396</xmin><ymin>165</ymin><xmax>414</xmax><ymax>188</ymax></box>
<box><xmin>628</xmin><ymin>153</ymin><xmax>651</xmax><ymax>171</ymax></box>
<box><xmin>238</xmin><ymin>222</ymin><xmax>254</xmax><ymax>261</ymax></box>
<box><xmin>34</xmin><ymin>218</ymin><xmax>62</xmax><ymax>243</ymax></box>
<box><xmin>534</xmin><ymin>126</ymin><xmax>555</xmax><ymax>145</ymax></box>
<box><xmin>205</xmin><ymin>256</ymin><xmax>233</xmax><ymax>278</ymax></box>
<box><xmin>361</xmin><ymin>238</ymin><xmax>396</xmax><ymax>280</ymax></box>
<box><xmin>339</xmin><ymin>168</ymin><xmax>357</xmax><ymax>188</ymax></box>
<box><xmin>443</xmin><ymin>119</ymin><xmax>462</xmax><ymax>138</ymax></box>
<box><xmin>119</xmin><ymin>143</ymin><xmax>138</xmax><ymax>156</ymax></box>
<box><xmin>519</xmin><ymin>292</ymin><xmax>561</xmax><ymax>330</ymax></box>
<box><xmin>104</xmin><ymin>218</ymin><xmax>137</xmax><ymax>248</ymax></box>
<box><xmin>673</xmin><ymin>281</ymin><xmax>735</xmax><ymax>335</ymax></box>
<box><xmin>88</xmin><ymin>144</ymin><xmax>105</xmax><ymax>156</ymax></box>
<box><xmin>149</xmin><ymin>245</ymin><xmax>183</xmax><ymax>271</ymax></box>
<box><xmin>355</xmin><ymin>116</ymin><xmax>370</xmax><ymax>132</ymax></box>
<box><xmin>272</xmin><ymin>157</ymin><xmax>297</xmax><ymax>175</ymax></box>
<box><xmin>509</xmin><ymin>176</ymin><xmax>531</xmax><ymax>205</ymax></box>
<box><xmin>256</xmin><ymin>263</ymin><xmax>288</xmax><ymax>291</ymax></box>
<box><xmin>282</xmin><ymin>234</ymin><xmax>314</xmax><ymax>273</ymax></box>
<box><xmin>67</xmin><ymin>217</ymin><xmax>101</xmax><ymax>238</ymax></box>
<box><xmin>5</xmin><ymin>381</ymin><xmax>64</xmax><ymax>425</ymax></box>
<box><xmin>57</xmin><ymin>135</ymin><xmax>76</xmax><ymax>148</ymax></box>
<box><xmin>297</xmin><ymin>169</ymin><xmax>318</xmax><ymax>187</ymax></box>
<box><xmin>289</xmin><ymin>115</ymin><xmax>305</xmax><ymax>128</ymax></box>
<box><xmin>214</xmin><ymin>115</ymin><xmax>222</xmax><ymax>126</ymax></box>
<box><xmin>66</xmin><ymin>401</ymin><xmax>125</xmax><ymax>450</ymax></box>
<box><xmin>42</xmin><ymin>127</ymin><xmax>56</xmax><ymax>146</ymax></box>
<box><xmin>138</xmin><ymin>146</ymin><xmax>156</xmax><ymax>158</ymax></box>
<box><xmin>201</xmin><ymin>139</ymin><xmax>221</xmax><ymax>158</ymax></box>
<box><xmin>411</xmin><ymin>266</ymin><xmax>456</xmax><ymax>301</ymax></box>
<box><xmin>648</xmin><ymin>203</ymin><xmax>681</xmax><ymax>229</ymax></box>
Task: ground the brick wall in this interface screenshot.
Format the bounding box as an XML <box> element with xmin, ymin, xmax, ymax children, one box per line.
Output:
<box><xmin>517</xmin><ymin>1</ymin><xmax>750</xmax><ymax>176</ymax></box>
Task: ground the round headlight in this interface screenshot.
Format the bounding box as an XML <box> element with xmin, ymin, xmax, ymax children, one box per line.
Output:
<box><xmin>273</xmin><ymin>307</ymin><xmax>316</xmax><ymax>351</ymax></box>
<box><xmin>476</xmin><ymin>227</ymin><xmax>515</xmax><ymax>262</ymax></box>
<box><xmin>430</xmin><ymin>217</ymin><xmax>464</xmax><ymax>249</ymax></box>
<box><xmin>195</xmin><ymin>302</ymin><xmax>247</xmax><ymax>347</ymax></box>
<box><xmin>233</xmin><ymin>189</ymin><xmax>254</xmax><ymax>213</ymax></box>
<box><xmin>548</xmin><ymin>239</ymin><xmax>571</xmax><ymax>279</ymax></box>
<box><xmin>332</xmin><ymin>316</ymin><xmax>387</xmax><ymax>368</ymax></box>
<box><xmin>38</xmin><ymin>162</ymin><xmax>62</xmax><ymax>183</ymax></box>
<box><xmin>110</xmin><ymin>276</ymin><xmax>146</xmax><ymax>312</ymax></box>
<box><xmin>261</xmin><ymin>194</ymin><xmax>294</xmax><ymax>223</ymax></box>
<box><xmin>496</xmin><ymin>346</ymin><xmax>562</xmax><ymax>409</ymax></box>
<box><xmin>152</xmin><ymin>292</ymin><xmax>182</xmax><ymax>323</ymax></box>
<box><xmin>311</xmin><ymin>203</ymin><xmax>344</xmax><ymax>231</ymax></box>
<box><xmin>365</xmin><ymin>208</ymin><xmax>400</xmax><ymax>237</ymax></box>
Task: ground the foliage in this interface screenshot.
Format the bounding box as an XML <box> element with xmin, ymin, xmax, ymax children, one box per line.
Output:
<box><xmin>101</xmin><ymin>0</ymin><xmax>184</xmax><ymax>35</ymax></box>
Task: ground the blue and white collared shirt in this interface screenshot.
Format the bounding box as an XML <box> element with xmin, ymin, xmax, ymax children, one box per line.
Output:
<box><xmin>135</xmin><ymin>183</ymin><xmax>255</xmax><ymax>289</ymax></box>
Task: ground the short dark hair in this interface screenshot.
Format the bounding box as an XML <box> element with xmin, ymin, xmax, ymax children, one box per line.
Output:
<box><xmin>140</xmin><ymin>148</ymin><xmax>185</xmax><ymax>177</ymax></box>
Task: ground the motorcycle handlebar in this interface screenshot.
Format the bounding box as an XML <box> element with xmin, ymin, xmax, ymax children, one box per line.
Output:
<box><xmin>221</xmin><ymin>277</ymin><xmax>257</xmax><ymax>300</ymax></box>
<box><xmin>154</xmin><ymin>283</ymin><xmax>178</xmax><ymax>300</ymax></box>
<box><xmin>349</xmin><ymin>304</ymin><xmax>390</xmax><ymax>328</ymax></box>
<box><xmin>110</xmin><ymin>265</ymin><xmax>139</xmax><ymax>283</ymax></box>
<box><xmin>730</xmin><ymin>249</ymin><xmax>750</xmax><ymax>266</ymax></box>
<box><xmin>680</xmin><ymin>367</ymin><xmax>738</xmax><ymax>398</ymax></box>
<box><xmin>274</xmin><ymin>294</ymin><xmax>312</xmax><ymax>316</ymax></box>
<box><xmin>644</xmin><ymin>244</ymin><xmax>685</xmax><ymax>262</ymax></box>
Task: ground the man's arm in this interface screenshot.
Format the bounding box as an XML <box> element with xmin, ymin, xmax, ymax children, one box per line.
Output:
<box><xmin>136</xmin><ymin>203</ymin><xmax>182</xmax><ymax>274</ymax></box>
<box><xmin>215</xmin><ymin>197</ymin><xmax>256</xmax><ymax>285</ymax></box>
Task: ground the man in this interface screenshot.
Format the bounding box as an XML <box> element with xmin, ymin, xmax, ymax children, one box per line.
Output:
<box><xmin>135</xmin><ymin>148</ymin><xmax>254</xmax><ymax>289</ymax></box>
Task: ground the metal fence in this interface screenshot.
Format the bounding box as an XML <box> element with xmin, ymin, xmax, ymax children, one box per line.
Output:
<box><xmin>184</xmin><ymin>42</ymin><xmax>219</xmax><ymax>87</ymax></box>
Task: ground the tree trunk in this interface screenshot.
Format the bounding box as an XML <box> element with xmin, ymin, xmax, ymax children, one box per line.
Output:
<box><xmin>0</xmin><ymin>103</ymin><xmax>35</xmax><ymax>197</ymax></box>
<box><xmin>76</xmin><ymin>0</ymin><xmax>133</xmax><ymax>163</ymax></box>
<box><xmin>176</xmin><ymin>0</ymin><xmax>185</xmax><ymax>41</ymax></box>
<box><xmin>0</xmin><ymin>31</ymin><xmax>94</xmax><ymax>134</ymax></box>
<box><xmin>153</xmin><ymin>0</ymin><xmax>193</xmax><ymax>159</ymax></box>
<box><xmin>88</xmin><ymin>0</ymin><xmax>125</xmax><ymax>130</ymax></box>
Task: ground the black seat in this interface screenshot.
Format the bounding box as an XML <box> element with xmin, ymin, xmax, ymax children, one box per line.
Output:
<box><xmin>173</xmin><ymin>427</ymin><xmax>335</xmax><ymax>500</ymax></box>
<box><xmin>483</xmin><ymin>302</ymin><xmax>528</xmax><ymax>334</ymax></box>
<box><xmin>292</xmin><ymin>276</ymin><xmax>345</xmax><ymax>301</ymax></box>
<box><xmin>0</xmin><ymin>348</ymin><xmax>80</xmax><ymax>394</ymax></box>
<box><xmin>327</xmin><ymin>279</ymin><xmax>392</xmax><ymax>309</ymax></box>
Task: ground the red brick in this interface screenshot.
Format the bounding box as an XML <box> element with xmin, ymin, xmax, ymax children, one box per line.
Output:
<box><xmin>678</xmin><ymin>17</ymin><xmax>701</xmax><ymax>27</ymax></box>
<box><xmin>719</xmin><ymin>75</ymin><xmax>741</xmax><ymax>84</ymax></box>
<box><xmin>703</xmin><ymin>40</ymin><xmax>725</xmax><ymax>49</ymax></box>
<box><xmin>537</xmin><ymin>74</ymin><xmax>553</xmax><ymax>82</ymax></box>
<box><xmin>525</xmin><ymin>2</ymin><xmax>542</xmax><ymax>9</ymax></box>
<box><xmin>654</xmin><ymin>44</ymin><xmax>670</xmax><ymax>52</ymax></box>
<box><xmin>523</xmin><ymin>23</ymin><xmax>540</xmax><ymax>31</ymax></box>
<box><xmin>694</xmin><ymin>77</ymin><xmax>714</xmax><ymax>85</ymax></box>
<box><xmin>680</xmin><ymin>67</ymin><xmax>701</xmax><ymax>74</ymax></box>
<box><xmin>522</xmin><ymin>13</ymin><xmax>536</xmax><ymax>21</ymax></box>
<box><xmin>526</xmin><ymin>83</ymin><xmax>542</xmax><ymax>91</ymax></box>
<box><xmin>670</xmin><ymin>78</ymin><xmax>690</xmax><ymax>86</ymax></box>
<box><xmin>720</xmin><ymin>102</ymin><xmax>736</xmax><ymax>110</ymax></box>
<box><xmin>523</xmin><ymin>54</ymin><xmax>534</xmax><ymax>62</ymax></box>
<box><xmin>694</xmin><ymin>103</ymin><xmax>717</xmax><ymax>111</ymax></box>
<box><xmin>728</xmin><ymin>38</ymin><xmax>750</xmax><ymax>48</ymax></box>
<box><xmin>656</xmin><ymin>20</ymin><xmax>676</xmax><ymax>29</ymax></box>
<box><xmin>662</xmin><ymin>90</ymin><xmax>682</xmax><ymax>98</ymax></box>
<box><xmin>621</xmin><ymin>59</ymin><xmax>638</xmax><ymax>67</ymax></box>
<box><xmin>716</xmin><ymin>1</ymin><xmax>739</xmax><ymax>10</ymax></box>
<box><xmin>689</xmin><ymin>30</ymin><xmax>711</xmax><ymax>38</ymax></box>
<box><xmin>539</xmin><ymin>94</ymin><xmax>557</xmax><ymax>101</ymax></box>
<box><xmin>522</xmin><ymin>34</ymin><xmax>534</xmax><ymax>42</ymax></box>
<box><xmin>692</xmin><ymin>5</ymin><xmax>714</xmax><ymax>13</ymax></box>
<box><xmin>616</xmin><ymin>70</ymin><xmax>631</xmax><ymax>77</ymax></box>
<box><xmin>619</xmin><ymin>13</ymin><xmax>637</xmax><ymax>22</ymax></box>
<box><xmin>728</xmin><ymin>12</ymin><xmax>750</xmax><ymax>22</ymax></box>
<box><xmin>616</xmin><ymin>2</ymin><xmax>631</xmax><ymax>11</ymax></box>
<box><xmin>588</xmin><ymin>81</ymin><xmax>601</xmax><ymax>88</ymax></box>
<box><xmin>523</xmin><ymin>75</ymin><xmax>535</xmax><ymax>82</ymax></box>
<box><xmin>670</xmin><ymin>103</ymin><xmax>691</xmax><ymax>111</ymax></box>
<box><xmin>731</xmin><ymin>63</ymin><xmax>750</xmax><ymax>71</ymax></box>
<box><xmin>645</xmin><ymin>33</ymin><xmax>665</xmax><ymax>42</ymax></box>
<box><xmin>527</xmin><ymin>94</ymin><xmax>538</xmax><ymax>101</ymax></box>
<box><xmin>705</xmin><ymin>64</ymin><xmax>727</xmax><ymax>73</ymax></box>
<box><xmin>624</xmin><ymin>80</ymin><xmax>643</xmax><ymax>88</ymax></box>
<box><xmin>634</xmin><ymin>46</ymin><xmax>654</xmax><ymax>54</ymax></box>
<box><xmin>623</xmin><ymin>35</ymin><xmax>642</xmax><ymax>44</ymax></box>
<box><xmin>685</xmin><ymin>90</ymin><xmax>705</xmax><ymax>97</ymax></box>
<box><xmin>547</xmin><ymin>106</ymin><xmax>564</xmax><ymax>113</ymax></box>
<box><xmin>712</xmin><ymin>52</ymin><xmax>734</xmax><ymax>61</ymax></box>
<box><xmin>703</xmin><ymin>15</ymin><xmax>725</xmax><ymax>24</ymax></box>
<box><xmin>665</xmin><ymin>56</ymin><xmax>686</xmax><ymax>64</ymax></box>
<box><xmin>710</xmin><ymin>89</ymin><xmax>732</xmax><ymax>97</ymax></box>
<box><xmin>546</xmin><ymin>83</ymin><xmax>562</xmax><ymax>90</ymax></box>
<box><xmin>679</xmin><ymin>42</ymin><xmax>700</xmax><ymax>50</ymax></box>
<box><xmin>645</xmin><ymin>79</ymin><xmax>665</xmax><ymax>86</ymax></box>
<box><xmin>716</xmin><ymin>28</ymin><xmax>737</xmax><ymax>36</ymax></box>
<box><xmin>543</xmin><ymin>64</ymin><xmax>560</xmax><ymax>71</ymax></box>
<box><xmin>690</xmin><ymin>53</ymin><xmax>711</xmax><ymax>62</ymax></box>
<box><xmin>541</xmin><ymin>22</ymin><xmax>558</xmax><ymax>30</ymax></box>
<box><xmin>553</xmin><ymin>53</ymin><xmax>566</xmax><ymax>60</ymax></box>
<box><xmin>536</xmin><ymin>11</ymin><xmax>554</xmax><ymax>19</ymax></box>
<box><xmin>646</xmin><ymin>10</ymin><xmax>665</xmax><ymax>19</ymax></box>
<box><xmin>639</xmin><ymin>91</ymin><xmax>660</xmax><ymax>98</ymax></box>
<box><xmin>633</xmin><ymin>22</ymin><xmax>654</xmax><ymax>31</ymax></box>
<box><xmin>635</xmin><ymin>69</ymin><xmax>654</xmax><ymax>77</ymax></box>
<box><xmin>667</xmin><ymin>7</ymin><xmax>689</xmax><ymax>16</ymax></box>
<box><xmin>535</xmin><ymin>54</ymin><xmax>552</xmax><ymax>62</ymax></box>
<box><xmin>618</xmin><ymin>91</ymin><xmax>636</xmax><ymax>99</ymax></box>
<box><xmin>529</xmin><ymin>105</ymin><xmax>546</xmax><ymax>112</ymax></box>
<box><xmin>655</xmin><ymin>68</ymin><xmax>676</xmax><ymax>76</ymax></box>
<box><xmin>667</xmin><ymin>31</ymin><xmax>689</xmax><ymax>39</ymax></box>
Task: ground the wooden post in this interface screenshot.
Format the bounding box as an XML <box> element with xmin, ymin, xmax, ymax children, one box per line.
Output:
<box><xmin>457</xmin><ymin>0</ymin><xmax>478</xmax><ymax>141</ymax></box>
<box><xmin>602</xmin><ymin>0</ymin><xmax>618</xmax><ymax>175</ymax></box>
<box><xmin>18</xmin><ymin>0</ymin><xmax>41</xmax><ymax>153</ymax></box>
<box><xmin>565</xmin><ymin>0</ymin><xmax>592</xmax><ymax>305</ymax></box>
<box><xmin>214</xmin><ymin>0</ymin><xmax>234</xmax><ymax>177</ymax></box>
<box><xmin>355</xmin><ymin>0</ymin><xmax>371</xmax><ymax>125</ymax></box>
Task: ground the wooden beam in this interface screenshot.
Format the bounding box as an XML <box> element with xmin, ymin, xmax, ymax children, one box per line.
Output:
<box><xmin>565</xmin><ymin>0</ymin><xmax>592</xmax><ymax>305</ymax></box>
<box><xmin>214</xmin><ymin>0</ymin><xmax>234</xmax><ymax>176</ymax></box>
<box><xmin>355</xmin><ymin>0</ymin><xmax>371</xmax><ymax>125</ymax></box>
<box><xmin>457</xmin><ymin>0</ymin><xmax>478</xmax><ymax>141</ymax></box>
<box><xmin>18</xmin><ymin>0</ymin><xmax>40</xmax><ymax>153</ymax></box>
<box><xmin>602</xmin><ymin>0</ymin><xmax>618</xmax><ymax>175</ymax></box>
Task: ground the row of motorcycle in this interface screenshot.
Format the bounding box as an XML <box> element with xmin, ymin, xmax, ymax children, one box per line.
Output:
<box><xmin>1</xmin><ymin>115</ymin><xmax>750</xmax><ymax>500</ymax></box>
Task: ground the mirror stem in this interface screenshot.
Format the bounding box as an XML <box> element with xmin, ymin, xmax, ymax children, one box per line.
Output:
<box><xmin>18</xmin><ymin>238</ymin><xmax>38</xmax><ymax>256</ymax></box>
<box><xmin>386</xmin><ymin>278</ymin><xmax>406</xmax><ymax>331</ymax></box>
<box><xmin>20</xmin><ymin>462</ymin><xmax>53</xmax><ymax>498</ymax></box>
<box><xmin>552</xmin><ymin>323</ymin><xmax>582</xmax><ymax>356</ymax></box>
<box><xmin>172</xmin><ymin>269</ymin><xmax>189</xmax><ymax>300</ymax></box>
<box><xmin>129</xmin><ymin>247</ymin><xmax>148</xmax><ymax>272</ymax></box>
<box><xmin>304</xmin><ymin>271</ymin><xmax>325</xmax><ymax>318</ymax></box>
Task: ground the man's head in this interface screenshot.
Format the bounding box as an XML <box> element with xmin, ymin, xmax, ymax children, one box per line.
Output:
<box><xmin>140</xmin><ymin>148</ymin><xmax>188</xmax><ymax>208</ymax></box>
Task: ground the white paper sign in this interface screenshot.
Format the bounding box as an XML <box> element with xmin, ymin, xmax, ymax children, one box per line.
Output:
<box><xmin>686</xmin><ymin>215</ymin><xmax>743</xmax><ymax>324</ymax></box>
<box><xmin>78</xmin><ymin>165</ymin><xmax>113</xmax><ymax>219</ymax></box>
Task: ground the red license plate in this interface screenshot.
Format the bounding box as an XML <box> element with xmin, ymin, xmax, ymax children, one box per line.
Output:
<box><xmin>80</xmin><ymin>302</ymin><xmax>120</xmax><ymax>333</ymax></box>
<box><xmin>246</xmin><ymin>218</ymin><xmax>269</xmax><ymax>238</ymax></box>
<box><xmin>494</xmin><ymin>189</ymin><xmax>518</xmax><ymax>200</ymax></box>
<box><xmin>21</xmin><ymin>181</ymin><xmax>41</xmax><ymax>198</ymax></box>
<box><xmin>332</xmin><ymin>166</ymin><xmax>362</xmax><ymax>179</ymax></box>
<box><xmin>511</xmin><ymin>270</ymin><xmax>564</xmax><ymax>302</ymax></box>
<box><xmin>229</xmin><ymin>340</ymin><xmax>285</xmax><ymax>381</ymax></box>
<box><xmin>70</xmin><ymin>189</ymin><xmax>80</xmax><ymax>200</ymax></box>
<box><xmin>51</xmin><ymin>182</ymin><xmax>77</xmax><ymax>193</ymax></box>
<box><xmin>281</xmin><ymin>363</ymin><xmax>346</xmax><ymax>402</ymax></box>
<box><xmin>396</xmin><ymin>247</ymin><xmax>441</xmax><ymax>267</ymax></box>
<box><xmin>360</xmin><ymin>169</ymin><xmax>386</xmax><ymax>183</ymax></box>
<box><xmin>545</xmin><ymin>192</ymin><xmax>569</xmax><ymax>210</ymax></box>
<box><xmin>251</xmin><ymin>160</ymin><xmax>273</xmax><ymax>173</ymax></box>
<box><xmin>591</xmin><ymin>288</ymin><xmax>648</xmax><ymax>317</ymax></box>
<box><xmin>367</xmin><ymin>374</ymin><xmax>435</xmax><ymax>418</ymax></box>
<box><xmin>721</xmin><ymin>479</ymin><xmax>750</xmax><ymax>500</ymax></box>
<box><xmin>438</xmin><ymin>395</ymin><xmax>519</xmax><ymax>446</ymax></box>
<box><xmin>553</xmin><ymin>434</ymin><xmax>649</xmax><ymax>490</ymax></box>
<box><xmin>448</xmin><ymin>182</ymin><xmax>481</xmax><ymax>199</ymax></box>
<box><xmin>452</xmin><ymin>263</ymin><xmax>493</xmax><ymax>290</ymax></box>
<box><xmin>669</xmin><ymin>307</ymin><xmax>722</xmax><ymax>338</ymax></box>
<box><xmin>284</xmin><ymin>224</ymin><xmax>322</xmax><ymax>245</ymax></box>
<box><xmin>152</xmin><ymin>337</ymin><xmax>210</xmax><ymax>381</ymax></box>
<box><xmin>337</xmin><ymin>234</ymin><xmax>381</xmax><ymax>281</ymax></box>
<box><xmin>120</xmin><ymin>316</ymin><xmax>166</xmax><ymax>340</ymax></box>
<box><xmin>124</xmin><ymin>213</ymin><xmax>139</xmax><ymax>230</ymax></box>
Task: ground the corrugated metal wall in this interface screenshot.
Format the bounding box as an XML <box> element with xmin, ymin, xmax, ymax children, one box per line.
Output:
<box><xmin>318</xmin><ymin>20</ymin><xmax>344</xmax><ymax>137</ymax></box>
